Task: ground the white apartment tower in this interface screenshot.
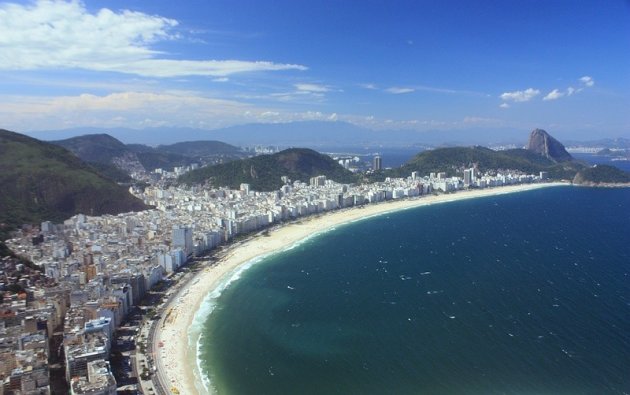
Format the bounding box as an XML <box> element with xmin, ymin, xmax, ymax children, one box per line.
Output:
<box><xmin>172</xmin><ymin>226</ymin><xmax>193</xmax><ymax>256</ymax></box>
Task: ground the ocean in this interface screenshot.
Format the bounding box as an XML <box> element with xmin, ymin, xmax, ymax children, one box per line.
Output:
<box><xmin>197</xmin><ymin>186</ymin><xmax>630</xmax><ymax>395</ymax></box>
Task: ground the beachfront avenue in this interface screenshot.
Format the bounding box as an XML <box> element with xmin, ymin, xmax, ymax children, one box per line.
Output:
<box><xmin>4</xmin><ymin>169</ymin><xmax>550</xmax><ymax>394</ymax></box>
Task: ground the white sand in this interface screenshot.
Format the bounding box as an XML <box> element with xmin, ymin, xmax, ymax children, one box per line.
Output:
<box><xmin>153</xmin><ymin>182</ymin><xmax>566</xmax><ymax>394</ymax></box>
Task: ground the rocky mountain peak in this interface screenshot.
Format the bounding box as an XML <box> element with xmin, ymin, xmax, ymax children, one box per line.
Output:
<box><xmin>526</xmin><ymin>128</ymin><xmax>573</xmax><ymax>162</ymax></box>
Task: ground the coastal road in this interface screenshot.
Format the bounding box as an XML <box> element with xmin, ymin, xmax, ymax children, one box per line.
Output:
<box><xmin>151</xmin><ymin>270</ymin><xmax>198</xmax><ymax>394</ymax></box>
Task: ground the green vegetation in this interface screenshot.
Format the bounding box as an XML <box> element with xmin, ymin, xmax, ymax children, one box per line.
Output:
<box><xmin>371</xmin><ymin>146</ymin><xmax>584</xmax><ymax>181</ymax></box>
<box><xmin>53</xmin><ymin>134</ymin><xmax>246</xmax><ymax>172</ymax></box>
<box><xmin>573</xmin><ymin>165</ymin><xmax>630</xmax><ymax>184</ymax></box>
<box><xmin>0</xmin><ymin>129</ymin><xmax>147</xmax><ymax>238</ymax></box>
<box><xmin>87</xmin><ymin>162</ymin><xmax>133</xmax><ymax>183</ymax></box>
<box><xmin>179</xmin><ymin>148</ymin><xmax>358</xmax><ymax>190</ymax></box>
<box><xmin>52</xmin><ymin>134</ymin><xmax>129</xmax><ymax>164</ymax></box>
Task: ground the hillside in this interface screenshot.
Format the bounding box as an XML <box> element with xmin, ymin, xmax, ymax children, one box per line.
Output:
<box><xmin>54</xmin><ymin>134</ymin><xmax>244</xmax><ymax>172</ymax></box>
<box><xmin>52</xmin><ymin>133</ymin><xmax>130</xmax><ymax>164</ymax></box>
<box><xmin>179</xmin><ymin>148</ymin><xmax>358</xmax><ymax>190</ymax></box>
<box><xmin>0</xmin><ymin>129</ymin><xmax>147</xmax><ymax>235</ymax></box>
<box><xmin>376</xmin><ymin>146</ymin><xmax>581</xmax><ymax>179</ymax></box>
<box><xmin>52</xmin><ymin>133</ymin><xmax>151</xmax><ymax>177</ymax></box>
<box><xmin>573</xmin><ymin>165</ymin><xmax>630</xmax><ymax>185</ymax></box>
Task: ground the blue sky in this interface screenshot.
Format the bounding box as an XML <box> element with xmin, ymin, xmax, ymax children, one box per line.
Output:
<box><xmin>0</xmin><ymin>0</ymin><xmax>628</xmax><ymax>138</ymax></box>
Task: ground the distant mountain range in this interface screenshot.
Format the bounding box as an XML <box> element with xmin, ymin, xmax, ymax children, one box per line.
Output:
<box><xmin>25</xmin><ymin>121</ymin><xmax>629</xmax><ymax>148</ymax></box>
<box><xmin>180</xmin><ymin>129</ymin><xmax>628</xmax><ymax>190</ymax></box>
<box><xmin>0</xmin><ymin>129</ymin><xmax>147</xmax><ymax>239</ymax></box>
<box><xmin>52</xmin><ymin>133</ymin><xmax>246</xmax><ymax>175</ymax></box>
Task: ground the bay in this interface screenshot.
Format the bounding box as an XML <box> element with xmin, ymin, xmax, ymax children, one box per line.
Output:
<box><xmin>199</xmin><ymin>186</ymin><xmax>630</xmax><ymax>395</ymax></box>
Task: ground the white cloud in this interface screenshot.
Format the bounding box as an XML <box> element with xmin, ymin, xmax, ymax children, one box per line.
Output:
<box><xmin>499</xmin><ymin>103</ymin><xmax>510</xmax><ymax>109</ymax></box>
<box><xmin>0</xmin><ymin>92</ymin><xmax>266</xmax><ymax>130</ymax></box>
<box><xmin>580</xmin><ymin>76</ymin><xmax>595</xmax><ymax>87</ymax></box>
<box><xmin>0</xmin><ymin>91</ymin><xmax>349</xmax><ymax>131</ymax></box>
<box><xmin>541</xmin><ymin>76</ymin><xmax>594</xmax><ymax>102</ymax></box>
<box><xmin>543</xmin><ymin>89</ymin><xmax>564</xmax><ymax>101</ymax></box>
<box><xmin>0</xmin><ymin>0</ymin><xmax>306</xmax><ymax>77</ymax></box>
<box><xmin>294</xmin><ymin>83</ymin><xmax>330</xmax><ymax>93</ymax></box>
<box><xmin>359</xmin><ymin>83</ymin><xmax>377</xmax><ymax>90</ymax></box>
<box><xmin>500</xmin><ymin>88</ymin><xmax>540</xmax><ymax>102</ymax></box>
<box><xmin>386</xmin><ymin>87</ymin><xmax>415</xmax><ymax>94</ymax></box>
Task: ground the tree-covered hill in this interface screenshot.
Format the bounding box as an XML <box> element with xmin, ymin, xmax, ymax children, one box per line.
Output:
<box><xmin>573</xmin><ymin>165</ymin><xmax>630</xmax><ymax>185</ymax></box>
<box><xmin>0</xmin><ymin>129</ymin><xmax>147</xmax><ymax>233</ymax></box>
<box><xmin>52</xmin><ymin>133</ymin><xmax>130</xmax><ymax>164</ymax></box>
<box><xmin>179</xmin><ymin>148</ymin><xmax>358</xmax><ymax>190</ymax></box>
<box><xmin>372</xmin><ymin>146</ymin><xmax>584</xmax><ymax>181</ymax></box>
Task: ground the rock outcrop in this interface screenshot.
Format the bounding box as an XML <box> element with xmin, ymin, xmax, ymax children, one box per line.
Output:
<box><xmin>526</xmin><ymin>129</ymin><xmax>573</xmax><ymax>162</ymax></box>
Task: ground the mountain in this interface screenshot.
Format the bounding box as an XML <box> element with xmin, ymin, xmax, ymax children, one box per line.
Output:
<box><xmin>26</xmin><ymin>123</ymin><xmax>630</xmax><ymax>148</ymax></box>
<box><xmin>157</xmin><ymin>140</ymin><xmax>242</xmax><ymax>157</ymax></box>
<box><xmin>53</xmin><ymin>134</ymin><xmax>245</xmax><ymax>172</ymax></box>
<box><xmin>564</xmin><ymin>137</ymin><xmax>630</xmax><ymax>149</ymax></box>
<box><xmin>0</xmin><ymin>129</ymin><xmax>147</xmax><ymax>235</ymax></box>
<box><xmin>52</xmin><ymin>133</ymin><xmax>148</xmax><ymax>179</ymax></box>
<box><xmin>179</xmin><ymin>148</ymin><xmax>358</xmax><ymax>191</ymax></box>
<box><xmin>376</xmin><ymin>146</ymin><xmax>581</xmax><ymax>181</ymax></box>
<box><xmin>526</xmin><ymin>129</ymin><xmax>573</xmax><ymax>162</ymax></box>
<box><xmin>27</xmin><ymin>123</ymin><xmax>529</xmax><ymax>147</ymax></box>
<box><xmin>573</xmin><ymin>165</ymin><xmax>630</xmax><ymax>185</ymax></box>
<box><xmin>52</xmin><ymin>134</ymin><xmax>130</xmax><ymax>164</ymax></box>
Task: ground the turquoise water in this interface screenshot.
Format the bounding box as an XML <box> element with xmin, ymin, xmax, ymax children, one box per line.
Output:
<box><xmin>199</xmin><ymin>186</ymin><xmax>630</xmax><ymax>394</ymax></box>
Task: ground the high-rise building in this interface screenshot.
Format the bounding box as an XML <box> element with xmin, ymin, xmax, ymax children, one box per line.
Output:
<box><xmin>373</xmin><ymin>155</ymin><xmax>382</xmax><ymax>171</ymax></box>
<box><xmin>172</xmin><ymin>226</ymin><xmax>193</xmax><ymax>256</ymax></box>
<box><xmin>463</xmin><ymin>168</ymin><xmax>473</xmax><ymax>186</ymax></box>
<box><xmin>309</xmin><ymin>175</ymin><xmax>327</xmax><ymax>187</ymax></box>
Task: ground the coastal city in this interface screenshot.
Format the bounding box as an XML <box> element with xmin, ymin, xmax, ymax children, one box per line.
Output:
<box><xmin>2</xmin><ymin>0</ymin><xmax>628</xmax><ymax>393</ymax></box>
<box><xmin>0</xmin><ymin>163</ymin><xmax>548</xmax><ymax>394</ymax></box>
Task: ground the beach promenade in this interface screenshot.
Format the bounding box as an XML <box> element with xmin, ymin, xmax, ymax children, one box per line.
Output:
<box><xmin>151</xmin><ymin>182</ymin><xmax>565</xmax><ymax>395</ymax></box>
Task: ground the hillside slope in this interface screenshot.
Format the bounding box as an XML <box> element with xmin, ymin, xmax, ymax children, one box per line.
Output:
<box><xmin>0</xmin><ymin>129</ymin><xmax>147</xmax><ymax>232</ymax></box>
<box><xmin>573</xmin><ymin>165</ymin><xmax>630</xmax><ymax>185</ymax></box>
<box><xmin>372</xmin><ymin>146</ymin><xmax>583</xmax><ymax>181</ymax></box>
<box><xmin>179</xmin><ymin>148</ymin><xmax>358</xmax><ymax>190</ymax></box>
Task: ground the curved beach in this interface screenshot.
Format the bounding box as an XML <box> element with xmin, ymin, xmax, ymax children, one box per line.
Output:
<box><xmin>152</xmin><ymin>182</ymin><xmax>565</xmax><ymax>395</ymax></box>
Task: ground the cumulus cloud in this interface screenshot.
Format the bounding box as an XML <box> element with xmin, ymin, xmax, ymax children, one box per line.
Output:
<box><xmin>499</xmin><ymin>103</ymin><xmax>510</xmax><ymax>109</ymax></box>
<box><xmin>543</xmin><ymin>89</ymin><xmax>564</xmax><ymax>101</ymax></box>
<box><xmin>0</xmin><ymin>0</ymin><xmax>306</xmax><ymax>77</ymax></box>
<box><xmin>580</xmin><ymin>76</ymin><xmax>594</xmax><ymax>87</ymax></box>
<box><xmin>386</xmin><ymin>87</ymin><xmax>415</xmax><ymax>94</ymax></box>
<box><xmin>500</xmin><ymin>88</ymin><xmax>540</xmax><ymax>102</ymax></box>
<box><xmin>541</xmin><ymin>76</ymin><xmax>594</xmax><ymax>102</ymax></box>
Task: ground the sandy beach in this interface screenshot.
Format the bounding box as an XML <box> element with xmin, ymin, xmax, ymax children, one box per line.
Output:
<box><xmin>152</xmin><ymin>182</ymin><xmax>566</xmax><ymax>395</ymax></box>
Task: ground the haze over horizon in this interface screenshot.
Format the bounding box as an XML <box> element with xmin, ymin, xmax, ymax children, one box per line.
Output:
<box><xmin>1</xmin><ymin>0</ymin><xmax>629</xmax><ymax>141</ymax></box>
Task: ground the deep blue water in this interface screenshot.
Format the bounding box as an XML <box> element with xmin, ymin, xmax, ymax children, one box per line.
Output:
<box><xmin>573</xmin><ymin>153</ymin><xmax>630</xmax><ymax>173</ymax></box>
<box><xmin>199</xmin><ymin>186</ymin><xmax>630</xmax><ymax>395</ymax></box>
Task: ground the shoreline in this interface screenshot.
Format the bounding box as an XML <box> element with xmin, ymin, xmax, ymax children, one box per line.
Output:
<box><xmin>152</xmin><ymin>182</ymin><xmax>566</xmax><ymax>395</ymax></box>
